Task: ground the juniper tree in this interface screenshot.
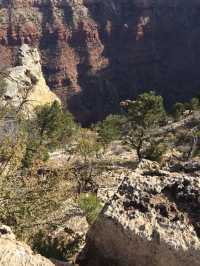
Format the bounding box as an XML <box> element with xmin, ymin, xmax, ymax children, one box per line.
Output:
<box><xmin>95</xmin><ymin>114</ymin><xmax>125</xmax><ymax>146</ymax></box>
<box><xmin>122</xmin><ymin>91</ymin><xmax>167</xmax><ymax>161</ymax></box>
<box><xmin>22</xmin><ymin>101</ymin><xmax>77</xmax><ymax>169</ymax></box>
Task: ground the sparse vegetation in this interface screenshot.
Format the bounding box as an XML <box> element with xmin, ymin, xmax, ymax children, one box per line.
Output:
<box><xmin>78</xmin><ymin>193</ymin><xmax>102</xmax><ymax>224</ymax></box>
<box><xmin>32</xmin><ymin>227</ymin><xmax>83</xmax><ymax>262</ymax></box>
<box><xmin>22</xmin><ymin>100</ymin><xmax>77</xmax><ymax>170</ymax></box>
<box><xmin>95</xmin><ymin>114</ymin><xmax>125</xmax><ymax>146</ymax></box>
<box><xmin>121</xmin><ymin>91</ymin><xmax>167</xmax><ymax>161</ymax></box>
<box><xmin>0</xmin><ymin>69</ymin><xmax>200</xmax><ymax>264</ymax></box>
<box><xmin>73</xmin><ymin>128</ymin><xmax>102</xmax><ymax>163</ymax></box>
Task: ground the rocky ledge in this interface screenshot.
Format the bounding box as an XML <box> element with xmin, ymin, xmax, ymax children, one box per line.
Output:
<box><xmin>2</xmin><ymin>44</ymin><xmax>60</xmax><ymax>114</ymax></box>
<box><xmin>77</xmin><ymin>160</ymin><xmax>200</xmax><ymax>266</ymax></box>
<box><xmin>0</xmin><ymin>225</ymin><xmax>54</xmax><ymax>266</ymax></box>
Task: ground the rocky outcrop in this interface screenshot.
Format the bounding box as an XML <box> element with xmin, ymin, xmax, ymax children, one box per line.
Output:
<box><xmin>2</xmin><ymin>44</ymin><xmax>60</xmax><ymax>113</ymax></box>
<box><xmin>169</xmin><ymin>160</ymin><xmax>200</xmax><ymax>174</ymax></box>
<box><xmin>0</xmin><ymin>0</ymin><xmax>200</xmax><ymax>124</ymax></box>
<box><xmin>0</xmin><ymin>224</ymin><xmax>54</xmax><ymax>266</ymax></box>
<box><xmin>77</xmin><ymin>160</ymin><xmax>200</xmax><ymax>266</ymax></box>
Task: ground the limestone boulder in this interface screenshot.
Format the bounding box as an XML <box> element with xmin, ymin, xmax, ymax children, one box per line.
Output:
<box><xmin>77</xmin><ymin>160</ymin><xmax>200</xmax><ymax>266</ymax></box>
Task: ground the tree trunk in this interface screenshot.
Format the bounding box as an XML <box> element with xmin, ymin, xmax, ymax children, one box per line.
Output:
<box><xmin>188</xmin><ymin>135</ymin><xmax>198</xmax><ymax>160</ymax></box>
<box><xmin>136</xmin><ymin>140</ymin><xmax>143</xmax><ymax>162</ymax></box>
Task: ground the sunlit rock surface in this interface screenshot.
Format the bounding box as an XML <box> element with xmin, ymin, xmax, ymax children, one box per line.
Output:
<box><xmin>3</xmin><ymin>44</ymin><xmax>60</xmax><ymax>113</ymax></box>
<box><xmin>78</xmin><ymin>160</ymin><xmax>200</xmax><ymax>266</ymax></box>
<box><xmin>0</xmin><ymin>224</ymin><xmax>54</xmax><ymax>266</ymax></box>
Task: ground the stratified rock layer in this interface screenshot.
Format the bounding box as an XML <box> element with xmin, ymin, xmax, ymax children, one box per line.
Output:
<box><xmin>0</xmin><ymin>225</ymin><xmax>54</xmax><ymax>266</ymax></box>
<box><xmin>0</xmin><ymin>0</ymin><xmax>200</xmax><ymax>123</ymax></box>
<box><xmin>78</xmin><ymin>160</ymin><xmax>200</xmax><ymax>266</ymax></box>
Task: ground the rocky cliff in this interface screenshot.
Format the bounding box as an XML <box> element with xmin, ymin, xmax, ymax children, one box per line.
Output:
<box><xmin>77</xmin><ymin>160</ymin><xmax>200</xmax><ymax>266</ymax></box>
<box><xmin>0</xmin><ymin>0</ymin><xmax>200</xmax><ymax>123</ymax></box>
<box><xmin>2</xmin><ymin>43</ymin><xmax>60</xmax><ymax>113</ymax></box>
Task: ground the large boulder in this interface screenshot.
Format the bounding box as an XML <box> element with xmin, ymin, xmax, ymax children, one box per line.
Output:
<box><xmin>0</xmin><ymin>224</ymin><xmax>54</xmax><ymax>266</ymax></box>
<box><xmin>77</xmin><ymin>160</ymin><xmax>200</xmax><ymax>266</ymax></box>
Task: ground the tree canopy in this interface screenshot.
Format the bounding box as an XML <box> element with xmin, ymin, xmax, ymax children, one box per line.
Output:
<box><xmin>123</xmin><ymin>91</ymin><xmax>167</xmax><ymax>160</ymax></box>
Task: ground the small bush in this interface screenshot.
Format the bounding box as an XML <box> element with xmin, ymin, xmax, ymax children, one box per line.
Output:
<box><xmin>78</xmin><ymin>193</ymin><xmax>102</xmax><ymax>224</ymax></box>
<box><xmin>95</xmin><ymin>114</ymin><xmax>125</xmax><ymax>145</ymax></box>
<box><xmin>144</xmin><ymin>141</ymin><xmax>168</xmax><ymax>162</ymax></box>
<box><xmin>172</xmin><ymin>102</ymin><xmax>185</xmax><ymax>120</ymax></box>
<box><xmin>32</xmin><ymin>228</ymin><xmax>82</xmax><ymax>261</ymax></box>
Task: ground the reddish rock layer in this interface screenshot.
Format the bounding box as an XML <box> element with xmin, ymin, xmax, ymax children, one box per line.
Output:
<box><xmin>0</xmin><ymin>0</ymin><xmax>200</xmax><ymax>124</ymax></box>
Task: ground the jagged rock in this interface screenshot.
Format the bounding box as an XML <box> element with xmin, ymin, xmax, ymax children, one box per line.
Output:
<box><xmin>136</xmin><ymin>159</ymin><xmax>162</xmax><ymax>174</ymax></box>
<box><xmin>0</xmin><ymin>224</ymin><xmax>54</xmax><ymax>266</ymax></box>
<box><xmin>77</xmin><ymin>161</ymin><xmax>200</xmax><ymax>266</ymax></box>
<box><xmin>2</xmin><ymin>44</ymin><xmax>60</xmax><ymax>113</ymax></box>
<box><xmin>169</xmin><ymin>160</ymin><xmax>200</xmax><ymax>173</ymax></box>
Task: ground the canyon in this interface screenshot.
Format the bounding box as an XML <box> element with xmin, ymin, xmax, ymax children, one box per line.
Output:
<box><xmin>0</xmin><ymin>0</ymin><xmax>200</xmax><ymax>123</ymax></box>
<box><xmin>0</xmin><ymin>2</ymin><xmax>200</xmax><ymax>265</ymax></box>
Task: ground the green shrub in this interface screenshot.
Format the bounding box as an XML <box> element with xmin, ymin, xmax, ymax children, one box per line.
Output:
<box><xmin>32</xmin><ymin>228</ymin><xmax>82</xmax><ymax>261</ymax></box>
<box><xmin>172</xmin><ymin>102</ymin><xmax>185</xmax><ymax>120</ymax></box>
<box><xmin>78</xmin><ymin>193</ymin><xmax>102</xmax><ymax>225</ymax></box>
<box><xmin>144</xmin><ymin>141</ymin><xmax>168</xmax><ymax>162</ymax></box>
<box><xmin>95</xmin><ymin>114</ymin><xmax>125</xmax><ymax>145</ymax></box>
<box><xmin>122</xmin><ymin>91</ymin><xmax>167</xmax><ymax>161</ymax></box>
<box><xmin>21</xmin><ymin>101</ymin><xmax>77</xmax><ymax>170</ymax></box>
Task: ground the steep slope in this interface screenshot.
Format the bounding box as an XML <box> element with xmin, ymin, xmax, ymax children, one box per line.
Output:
<box><xmin>0</xmin><ymin>0</ymin><xmax>200</xmax><ymax>123</ymax></box>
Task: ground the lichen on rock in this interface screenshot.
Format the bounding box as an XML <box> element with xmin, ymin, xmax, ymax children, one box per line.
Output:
<box><xmin>77</xmin><ymin>160</ymin><xmax>200</xmax><ymax>266</ymax></box>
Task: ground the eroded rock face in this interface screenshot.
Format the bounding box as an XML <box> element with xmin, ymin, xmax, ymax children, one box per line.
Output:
<box><xmin>0</xmin><ymin>224</ymin><xmax>54</xmax><ymax>266</ymax></box>
<box><xmin>2</xmin><ymin>44</ymin><xmax>60</xmax><ymax>113</ymax></box>
<box><xmin>77</xmin><ymin>160</ymin><xmax>200</xmax><ymax>266</ymax></box>
<box><xmin>0</xmin><ymin>0</ymin><xmax>200</xmax><ymax>124</ymax></box>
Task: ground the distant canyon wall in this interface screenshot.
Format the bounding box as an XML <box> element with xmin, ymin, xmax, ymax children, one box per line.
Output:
<box><xmin>0</xmin><ymin>0</ymin><xmax>200</xmax><ymax>124</ymax></box>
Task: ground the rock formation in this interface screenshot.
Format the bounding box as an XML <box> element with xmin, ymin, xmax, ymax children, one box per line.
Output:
<box><xmin>0</xmin><ymin>224</ymin><xmax>54</xmax><ymax>266</ymax></box>
<box><xmin>77</xmin><ymin>160</ymin><xmax>200</xmax><ymax>266</ymax></box>
<box><xmin>0</xmin><ymin>0</ymin><xmax>200</xmax><ymax>124</ymax></box>
<box><xmin>2</xmin><ymin>43</ymin><xmax>60</xmax><ymax>113</ymax></box>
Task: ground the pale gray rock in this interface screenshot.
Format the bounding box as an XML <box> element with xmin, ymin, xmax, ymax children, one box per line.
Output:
<box><xmin>2</xmin><ymin>44</ymin><xmax>60</xmax><ymax>113</ymax></box>
<box><xmin>0</xmin><ymin>224</ymin><xmax>54</xmax><ymax>266</ymax></box>
<box><xmin>77</xmin><ymin>160</ymin><xmax>200</xmax><ymax>266</ymax></box>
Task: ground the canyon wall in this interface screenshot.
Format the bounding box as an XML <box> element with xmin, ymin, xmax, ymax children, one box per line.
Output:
<box><xmin>0</xmin><ymin>0</ymin><xmax>200</xmax><ymax>124</ymax></box>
